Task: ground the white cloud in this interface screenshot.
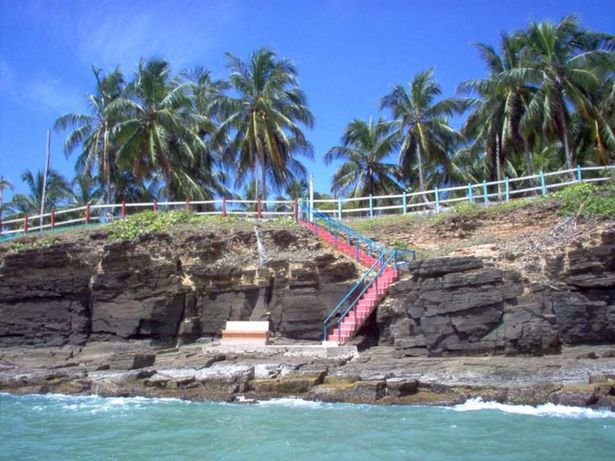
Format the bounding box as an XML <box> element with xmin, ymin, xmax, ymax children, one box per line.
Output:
<box><xmin>24</xmin><ymin>77</ymin><xmax>83</xmax><ymax>114</ymax></box>
<box><xmin>71</xmin><ymin>0</ymin><xmax>243</xmax><ymax>71</ymax></box>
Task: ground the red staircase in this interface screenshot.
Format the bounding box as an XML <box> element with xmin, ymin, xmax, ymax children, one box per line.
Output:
<box><xmin>300</xmin><ymin>219</ymin><xmax>399</xmax><ymax>344</ymax></box>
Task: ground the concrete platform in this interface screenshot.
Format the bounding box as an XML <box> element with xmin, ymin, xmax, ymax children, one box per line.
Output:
<box><xmin>203</xmin><ymin>342</ymin><xmax>358</xmax><ymax>359</ymax></box>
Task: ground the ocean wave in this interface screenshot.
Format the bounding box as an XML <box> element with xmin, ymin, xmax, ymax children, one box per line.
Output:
<box><xmin>452</xmin><ymin>398</ymin><xmax>615</xmax><ymax>419</ymax></box>
<box><xmin>256</xmin><ymin>397</ymin><xmax>329</xmax><ymax>409</ymax></box>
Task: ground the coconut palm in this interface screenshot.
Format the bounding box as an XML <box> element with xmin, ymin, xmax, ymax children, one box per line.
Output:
<box><xmin>54</xmin><ymin>66</ymin><xmax>125</xmax><ymax>201</ymax></box>
<box><xmin>0</xmin><ymin>176</ymin><xmax>14</xmax><ymax>221</ymax></box>
<box><xmin>215</xmin><ymin>48</ymin><xmax>314</xmax><ymax>202</ymax></box>
<box><xmin>380</xmin><ymin>69</ymin><xmax>465</xmax><ymax>200</ymax></box>
<box><xmin>10</xmin><ymin>170</ymin><xmax>71</xmax><ymax>215</ymax></box>
<box><xmin>110</xmin><ymin>59</ymin><xmax>209</xmax><ymax>199</ymax></box>
<box><xmin>460</xmin><ymin>33</ymin><xmax>537</xmax><ymax>185</ymax></box>
<box><xmin>513</xmin><ymin>16</ymin><xmax>614</xmax><ymax>170</ymax></box>
<box><xmin>325</xmin><ymin>118</ymin><xmax>402</xmax><ymax>198</ymax></box>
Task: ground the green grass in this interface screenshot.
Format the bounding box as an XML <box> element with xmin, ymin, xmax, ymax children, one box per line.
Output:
<box><xmin>553</xmin><ymin>181</ymin><xmax>615</xmax><ymax>217</ymax></box>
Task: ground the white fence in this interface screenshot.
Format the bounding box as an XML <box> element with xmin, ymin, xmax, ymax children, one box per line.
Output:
<box><xmin>0</xmin><ymin>165</ymin><xmax>613</xmax><ymax>239</ymax></box>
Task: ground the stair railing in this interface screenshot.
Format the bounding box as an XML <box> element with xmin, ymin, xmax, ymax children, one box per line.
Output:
<box><xmin>322</xmin><ymin>250</ymin><xmax>386</xmax><ymax>341</ymax></box>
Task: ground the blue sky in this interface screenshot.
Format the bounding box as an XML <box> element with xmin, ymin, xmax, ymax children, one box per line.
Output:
<box><xmin>0</xmin><ymin>0</ymin><xmax>613</xmax><ymax>200</ymax></box>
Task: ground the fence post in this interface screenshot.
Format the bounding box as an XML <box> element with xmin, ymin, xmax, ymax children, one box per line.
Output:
<box><xmin>482</xmin><ymin>180</ymin><xmax>488</xmax><ymax>205</ymax></box>
<box><xmin>184</xmin><ymin>199</ymin><xmax>190</xmax><ymax>211</ymax></box>
<box><xmin>505</xmin><ymin>177</ymin><xmax>510</xmax><ymax>202</ymax></box>
<box><xmin>121</xmin><ymin>200</ymin><xmax>127</xmax><ymax>218</ymax></box>
<box><xmin>467</xmin><ymin>183</ymin><xmax>473</xmax><ymax>202</ymax></box>
<box><xmin>222</xmin><ymin>197</ymin><xmax>227</xmax><ymax>217</ymax></box>
<box><xmin>292</xmin><ymin>199</ymin><xmax>297</xmax><ymax>222</ymax></box>
<box><xmin>85</xmin><ymin>203</ymin><xmax>91</xmax><ymax>224</ymax></box>
<box><xmin>434</xmin><ymin>188</ymin><xmax>440</xmax><ymax>213</ymax></box>
<box><xmin>403</xmin><ymin>192</ymin><xmax>407</xmax><ymax>215</ymax></box>
<box><xmin>256</xmin><ymin>197</ymin><xmax>262</xmax><ymax>219</ymax></box>
<box><xmin>540</xmin><ymin>171</ymin><xmax>546</xmax><ymax>195</ymax></box>
<box><xmin>369</xmin><ymin>195</ymin><xmax>373</xmax><ymax>218</ymax></box>
<box><xmin>153</xmin><ymin>200</ymin><xmax>157</xmax><ymax>212</ymax></box>
<box><xmin>51</xmin><ymin>209</ymin><xmax>55</xmax><ymax>230</ymax></box>
<box><xmin>576</xmin><ymin>165</ymin><xmax>582</xmax><ymax>182</ymax></box>
<box><xmin>24</xmin><ymin>215</ymin><xmax>29</xmax><ymax>233</ymax></box>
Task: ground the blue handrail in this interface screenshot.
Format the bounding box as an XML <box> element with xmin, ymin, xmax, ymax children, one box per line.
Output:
<box><xmin>300</xmin><ymin>202</ymin><xmax>418</xmax><ymax>341</ymax></box>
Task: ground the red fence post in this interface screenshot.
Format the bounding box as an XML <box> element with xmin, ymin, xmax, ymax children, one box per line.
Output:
<box><xmin>85</xmin><ymin>203</ymin><xmax>91</xmax><ymax>224</ymax></box>
<box><xmin>51</xmin><ymin>209</ymin><xmax>56</xmax><ymax>230</ymax></box>
<box><xmin>222</xmin><ymin>197</ymin><xmax>227</xmax><ymax>217</ymax></box>
<box><xmin>293</xmin><ymin>199</ymin><xmax>298</xmax><ymax>222</ymax></box>
<box><xmin>153</xmin><ymin>200</ymin><xmax>158</xmax><ymax>212</ymax></box>
<box><xmin>24</xmin><ymin>215</ymin><xmax>29</xmax><ymax>233</ymax></box>
<box><xmin>257</xmin><ymin>197</ymin><xmax>262</xmax><ymax>219</ymax></box>
<box><xmin>121</xmin><ymin>200</ymin><xmax>127</xmax><ymax>218</ymax></box>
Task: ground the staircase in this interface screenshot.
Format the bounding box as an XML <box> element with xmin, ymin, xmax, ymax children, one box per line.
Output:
<box><xmin>298</xmin><ymin>207</ymin><xmax>416</xmax><ymax>345</ymax></box>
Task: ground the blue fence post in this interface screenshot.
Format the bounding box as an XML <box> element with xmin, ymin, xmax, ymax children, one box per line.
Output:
<box><xmin>540</xmin><ymin>171</ymin><xmax>546</xmax><ymax>195</ymax></box>
<box><xmin>467</xmin><ymin>183</ymin><xmax>473</xmax><ymax>202</ymax></box>
<box><xmin>576</xmin><ymin>165</ymin><xmax>582</xmax><ymax>182</ymax></box>
<box><xmin>337</xmin><ymin>197</ymin><xmax>342</xmax><ymax>220</ymax></box>
<box><xmin>505</xmin><ymin>177</ymin><xmax>510</xmax><ymax>202</ymax></box>
<box><xmin>369</xmin><ymin>195</ymin><xmax>373</xmax><ymax>218</ymax></box>
<box><xmin>402</xmin><ymin>192</ymin><xmax>407</xmax><ymax>215</ymax></box>
<box><xmin>434</xmin><ymin>188</ymin><xmax>440</xmax><ymax>213</ymax></box>
<box><xmin>482</xmin><ymin>180</ymin><xmax>488</xmax><ymax>205</ymax></box>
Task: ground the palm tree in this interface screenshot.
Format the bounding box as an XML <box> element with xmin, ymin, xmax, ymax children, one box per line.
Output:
<box><xmin>0</xmin><ymin>176</ymin><xmax>14</xmax><ymax>223</ymax></box>
<box><xmin>461</xmin><ymin>34</ymin><xmax>538</xmax><ymax>184</ymax></box>
<box><xmin>514</xmin><ymin>16</ymin><xmax>613</xmax><ymax>170</ymax></box>
<box><xmin>10</xmin><ymin>169</ymin><xmax>71</xmax><ymax>215</ymax></box>
<box><xmin>325</xmin><ymin>118</ymin><xmax>402</xmax><ymax>198</ymax></box>
<box><xmin>380</xmin><ymin>69</ymin><xmax>465</xmax><ymax>200</ymax></box>
<box><xmin>110</xmin><ymin>59</ymin><xmax>209</xmax><ymax>199</ymax></box>
<box><xmin>70</xmin><ymin>174</ymin><xmax>103</xmax><ymax>206</ymax></box>
<box><xmin>215</xmin><ymin>48</ymin><xmax>315</xmax><ymax>202</ymax></box>
<box><xmin>54</xmin><ymin>66</ymin><xmax>125</xmax><ymax>201</ymax></box>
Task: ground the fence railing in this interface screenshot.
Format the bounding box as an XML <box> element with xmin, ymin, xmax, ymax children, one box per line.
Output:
<box><xmin>0</xmin><ymin>164</ymin><xmax>612</xmax><ymax>240</ymax></box>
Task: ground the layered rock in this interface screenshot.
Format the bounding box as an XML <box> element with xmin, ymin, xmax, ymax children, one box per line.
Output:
<box><xmin>0</xmin><ymin>225</ymin><xmax>358</xmax><ymax>346</ymax></box>
<box><xmin>378</xmin><ymin>223</ymin><xmax>615</xmax><ymax>356</ymax></box>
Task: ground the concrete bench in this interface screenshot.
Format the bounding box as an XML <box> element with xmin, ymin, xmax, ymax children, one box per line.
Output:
<box><xmin>221</xmin><ymin>321</ymin><xmax>270</xmax><ymax>345</ymax></box>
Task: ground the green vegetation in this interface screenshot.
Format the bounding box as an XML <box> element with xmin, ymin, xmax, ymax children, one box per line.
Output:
<box><xmin>106</xmin><ymin>210</ymin><xmax>234</xmax><ymax>240</ymax></box>
<box><xmin>2</xmin><ymin>16</ymin><xmax>613</xmax><ymax>228</ymax></box>
<box><xmin>554</xmin><ymin>182</ymin><xmax>615</xmax><ymax>217</ymax></box>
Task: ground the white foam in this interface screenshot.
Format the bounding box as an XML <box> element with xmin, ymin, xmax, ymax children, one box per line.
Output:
<box><xmin>452</xmin><ymin>398</ymin><xmax>615</xmax><ymax>419</ymax></box>
<box><xmin>256</xmin><ymin>397</ymin><xmax>327</xmax><ymax>409</ymax></box>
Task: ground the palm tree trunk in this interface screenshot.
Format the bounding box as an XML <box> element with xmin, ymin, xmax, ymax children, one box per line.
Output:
<box><xmin>261</xmin><ymin>157</ymin><xmax>267</xmax><ymax>211</ymax></box>
<box><xmin>253</xmin><ymin>158</ymin><xmax>259</xmax><ymax>210</ymax></box>
<box><xmin>415</xmin><ymin>143</ymin><xmax>428</xmax><ymax>204</ymax></box>
<box><xmin>557</xmin><ymin>98</ymin><xmax>574</xmax><ymax>172</ymax></box>
<box><xmin>523</xmin><ymin>135</ymin><xmax>533</xmax><ymax>177</ymax></box>
<box><xmin>495</xmin><ymin>133</ymin><xmax>502</xmax><ymax>201</ymax></box>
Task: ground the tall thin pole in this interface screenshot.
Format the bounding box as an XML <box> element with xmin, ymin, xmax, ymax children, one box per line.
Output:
<box><xmin>309</xmin><ymin>174</ymin><xmax>314</xmax><ymax>223</ymax></box>
<box><xmin>39</xmin><ymin>130</ymin><xmax>51</xmax><ymax>231</ymax></box>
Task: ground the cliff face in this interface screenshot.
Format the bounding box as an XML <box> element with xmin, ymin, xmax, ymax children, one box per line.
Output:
<box><xmin>0</xmin><ymin>224</ymin><xmax>358</xmax><ymax>347</ymax></box>
<box><xmin>1</xmin><ymin>216</ymin><xmax>614</xmax><ymax>356</ymax></box>
<box><xmin>377</xmin><ymin>223</ymin><xmax>615</xmax><ymax>356</ymax></box>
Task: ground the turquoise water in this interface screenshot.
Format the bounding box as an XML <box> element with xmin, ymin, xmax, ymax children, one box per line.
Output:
<box><xmin>1</xmin><ymin>393</ymin><xmax>614</xmax><ymax>461</ymax></box>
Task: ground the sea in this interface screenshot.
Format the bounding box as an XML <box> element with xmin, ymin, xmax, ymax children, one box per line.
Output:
<box><xmin>1</xmin><ymin>392</ymin><xmax>614</xmax><ymax>461</ymax></box>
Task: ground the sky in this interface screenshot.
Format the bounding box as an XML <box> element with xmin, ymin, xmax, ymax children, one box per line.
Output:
<box><xmin>0</xmin><ymin>0</ymin><xmax>614</xmax><ymax>200</ymax></box>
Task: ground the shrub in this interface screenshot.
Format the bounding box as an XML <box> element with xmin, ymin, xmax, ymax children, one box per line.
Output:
<box><xmin>554</xmin><ymin>182</ymin><xmax>615</xmax><ymax>217</ymax></box>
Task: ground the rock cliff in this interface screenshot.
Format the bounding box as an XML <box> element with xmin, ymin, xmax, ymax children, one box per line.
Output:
<box><xmin>377</xmin><ymin>223</ymin><xmax>615</xmax><ymax>356</ymax></box>
<box><xmin>0</xmin><ymin>223</ymin><xmax>358</xmax><ymax>347</ymax></box>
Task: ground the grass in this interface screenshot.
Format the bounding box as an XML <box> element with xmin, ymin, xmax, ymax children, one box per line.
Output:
<box><xmin>553</xmin><ymin>181</ymin><xmax>615</xmax><ymax>217</ymax></box>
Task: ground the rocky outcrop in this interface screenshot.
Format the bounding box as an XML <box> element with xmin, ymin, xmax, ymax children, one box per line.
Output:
<box><xmin>0</xmin><ymin>225</ymin><xmax>358</xmax><ymax>347</ymax></box>
<box><xmin>378</xmin><ymin>224</ymin><xmax>615</xmax><ymax>356</ymax></box>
